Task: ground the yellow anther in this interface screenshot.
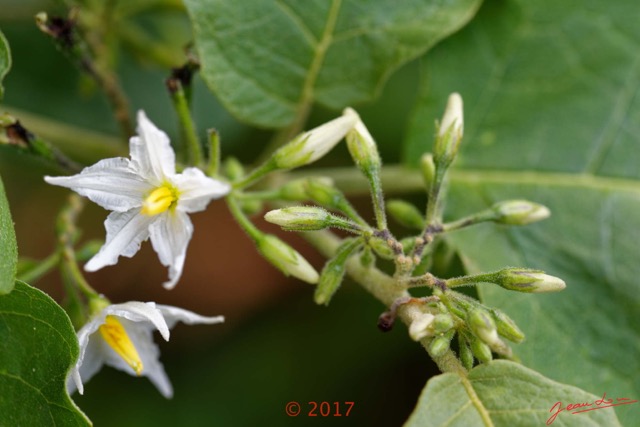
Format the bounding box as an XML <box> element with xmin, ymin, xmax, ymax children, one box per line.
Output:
<box><xmin>141</xmin><ymin>186</ymin><xmax>176</xmax><ymax>216</ymax></box>
<box><xmin>99</xmin><ymin>316</ymin><xmax>144</xmax><ymax>376</ymax></box>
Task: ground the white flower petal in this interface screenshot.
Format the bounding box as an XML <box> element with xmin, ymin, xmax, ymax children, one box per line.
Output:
<box><xmin>105</xmin><ymin>301</ymin><xmax>170</xmax><ymax>340</ymax></box>
<box><xmin>85</xmin><ymin>210</ymin><xmax>154</xmax><ymax>272</ymax></box>
<box><xmin>129</xmin><ymin>110</ymin><xmax>176</xmax><ymax>182</ymax></box>
<box><xmin>69</xmin><ymin>317</ymin><xmax>107</xmax><ymax>395</ymax></box>
<box><xmin>173</xmin><ymin>168</ymin><xmax>230</xmax><ymax>213</ymax></box>
<box><xmin>149</xmin><ymin>212</ymin><xmax>193</xmax><ymax>290</ymax></box>
<box><xmin>68</xmin><ymin>334</ymin><xmax>109</xmax><ymax>396</ymax></box>
<box><xmin>156</xmin><ymin>305</ymin><xmax>225</xmax><ymax>329</ymax></box>
<box><xmin>45</xmin><ymin>158</ymin><xmax>151</xmax><ymax>212</ymax></box>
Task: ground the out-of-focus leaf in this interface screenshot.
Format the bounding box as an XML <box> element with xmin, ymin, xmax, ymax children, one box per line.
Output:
<box><xmin>0</xmin><ymin>174</ymin><xmax>17</xmax><ymax>294</ymax></box>
<box><xmin>184</xmin><ymin>0</ymin><xmax>482</xmax><ymax>128</ymax></box>
<box><xmin>0</xmin><ymin>28</ymin><xmax>10</xmax><ymax>99</ymax></box>
<box><xmin>405</xmin><ymin>360</ymin><xmax>622</xmax><ymax>427</ymax></box>
<box><xmin>404</xmin><ymin>0</ymin><xmax>640</xmax><ymax>425</ymax></box>
<box><xmin>0</xmin><ymin>281</ymin><xmax>91</xmax><ymax>426</ymax></box>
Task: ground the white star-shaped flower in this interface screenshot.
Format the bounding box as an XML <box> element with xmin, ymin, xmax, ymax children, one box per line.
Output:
<box><xmin>68</xmin><ymin>301</ymin><xmax>224</xmax><ymax>398</ymax></box>
<box><xmin>45</xmin><ymin>111</ymin><xmax>230</xmax><ymax>289</ymax></box>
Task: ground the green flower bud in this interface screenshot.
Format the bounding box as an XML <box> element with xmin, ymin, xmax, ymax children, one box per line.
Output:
<box><xmin>265</xmin><ymin>206</ymin><xmax>332</xmax><ymax>231</ymax></box>
<box><xmin>468</xmin><ymin>308</ymin><xmax>500</xmax><ymax>347</ymax></box>
<box><xmin>491</xmin><ymin>308</ymin><xmax>525</xmax><ymax>343</ymax></box>
<box><xmin>367</xmin><ymin>236</ymin><xmax>395</xmax><ymax>260</ymax></box>
<box><xmin>386</xmin><ymin>200</ymin><xmax>425</xmax><ymax>230</ymax></box>
<box><xmin>224</xmin><ymin>157</ymin><xmax>245</xmax><ymax>181</ymax></box>
<box><xmin>429</xmin><ymin>330</ymin><xmax>455</xmax><ymax>357</ymax></box>
<box><xmin>432</xmin><ymin>313</ymin><xmax>455</xmax><ymax>333</ymax></box>
<box><xmin>314</xmin><ymin>239</ymin><xmax>361</xmax><ymax>305</ymax></box>
<box><xmin>305</xmin><ymin>178</ymin><xmax>345</xmax><ymax>208</ymax></box>
<box><xmin>420</xmin><ymin>153</ymin><xmax>436</xmax><ymax>187</ymax></box>
<box><xmin>470</xmin><ymin>336</ymin><xmax>493</xmax><ymax>363</ymax></box>
<box><xmin>256</xmin><ymin>234</ymin><xmax>319</xmax><ymax>284</ymax></box>
<box><xmin>458</xmin><ymin>335</ymin><xmax>474</xmax><ymax>370</ymax></box>
<box><xmin>409</xmin><ymin>313</ymin><xmax>435</xmax><ymax>341</ymax></box>
<box><xmin>273</xmin><ymin>110</ymin><xmax>357</xmax><ymax>169</ymax></box>
<box><xmin>279</xmin><ymin>179</ymin><xmax>312</xmax><ymax>201</ymax></box>
<box><xmin>240</xmin><ymin>199</ymin><xmax>263</xmax><ymax>216</ymax></box>
<box><xmin>494</xmin><ymin>268</ymin><xmax>566</xmax><ymax>293</ymax></box>
<box><xmin>433</xmin><ymin>93</ymin><xmax>463</xmax><ymax>168</ymax></box>
<box><xmin>344</xmin><ymin>108</ymin><xmax>381</xmax><ymax>172</ymax></box>
<box><xmin>491</xmin><ymin>200</ymin><xmax>551</xmax><ymax>225</ymax></box>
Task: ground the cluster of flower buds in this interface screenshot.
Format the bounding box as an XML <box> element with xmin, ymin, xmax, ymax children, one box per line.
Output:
<box><xmin>400</xmin><ymin>290</ymin><xmax>528</xmax><ymax>368</ymax></box>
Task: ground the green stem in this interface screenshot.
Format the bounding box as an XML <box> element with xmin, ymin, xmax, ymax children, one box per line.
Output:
<box><xmin>227</xmin><ymin>194</ymin><xmax>262</xmax><ymax>241</ymax></box>
<box><xmin>206</xmin><ymin>129</ymin><xmax>221</xmax><ymax>177</ymax></box>
<box><xmin>57</xmin><ymin>194</ymin><xmax>100</xmax><ymax>300</ymax></box>
<box><xmin>232</xmin><ymin>160</ymin><xmax>277</xmax><ymax>190</ymax></box>
<box><xmin>17</xmin><ymin>252</ymin><xmax>61</xmax><ymax>284</ymax></box>
<box><xmin>168</xmin><ymin>81</ymin><xmax>203</xmax><ymax>166</ymax></box>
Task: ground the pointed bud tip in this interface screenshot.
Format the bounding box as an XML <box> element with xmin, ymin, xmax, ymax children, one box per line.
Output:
<box><xmin>439</xmin><ymin>93</ymin><xmax>464</xmax><ymax>138</ymax></box>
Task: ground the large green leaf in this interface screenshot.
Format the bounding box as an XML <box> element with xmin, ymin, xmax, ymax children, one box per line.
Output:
<box><xmin>0</xmin><ymin>28</ymin><xmax>10</xmax><ymax>99</ymax></box>
<box><xmin>185</xmin><ymin>0</ymin><xmax>482</xmax><ymax>128</ymax></box>
<box><xmin>0</xmin><ymin>281</ymin><xmax>91</xmax><ymax>426</ymax></box>
<box><xmin>405</xmin><ymin>360</ymin><xmax>622</xmax><ymax>427</ymax></box>
<box><xmin>0</xmin><ymin>173</ymin><xmax>17</xmax><ymax>294</ymax></box>
<box><xmin>405</xmin><ymin>0</ymin><xmax>640</xmax><ymax>425</ymax></box>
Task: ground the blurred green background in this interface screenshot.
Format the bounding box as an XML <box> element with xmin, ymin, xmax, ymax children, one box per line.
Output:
<box><xmin>0</xmin><ymin>1</ymin><xmax>438</xmax><ymax>425</ymax></box>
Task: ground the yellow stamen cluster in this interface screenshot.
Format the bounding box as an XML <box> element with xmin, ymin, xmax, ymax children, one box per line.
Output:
<box><xmin>141</xmin><ymin>185</ymin><xmax>177</xmax><ymax>216</ymax></box>
<box><xmin>99</xmin><ymin>316</ymin><xmax>144</xmax><ymax>376</ymax></box>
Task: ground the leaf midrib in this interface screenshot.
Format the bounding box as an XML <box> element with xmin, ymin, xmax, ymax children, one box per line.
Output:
<box><xmin>294</xmin><ymin>165</ymin><xmax>640</xmax><ymax>196</ymax></box>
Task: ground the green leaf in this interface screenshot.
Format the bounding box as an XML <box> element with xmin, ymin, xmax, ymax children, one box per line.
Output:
<box><xmin>185</xmin><ymin>0</ymin><xmax>482</xmax><ymax>128</ymax></box>
<box><xmin>0</xmin><ymin>281</ymin><xmax>91</xmax><ymax>426</ymax></box>
<box><xmin>0</xmin><ymin>28</ymin><xmax>10</xmax><ymax>99</ymax></box>
<box><xmin>405</xmin><ymin>360</ymin><xmax>622</xmax><ymax>427</ymax></box>
<box><xmin>0</xmin><ymin>174</ymin><xmax>17</xmax><ymax>294</ymax></box>
<box><xmin>405</xmin><ymin>0</ymin><xmax>640</xmax><ymax>425</ymax></box>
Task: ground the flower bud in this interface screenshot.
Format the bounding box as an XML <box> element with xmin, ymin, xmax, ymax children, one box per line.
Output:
<box><xmin>314</xmin><ymin>239</ymin><xmax>361</xmax><ymax>305</ymax></box>
<box><xmin>344</xmin><ymin>108</ymin><xmax>381</xmax><ymax>172</ymax></box>
<box><xmin>305</xmin><ymin>178</ymin><xmax>345</xmax><ymax>208</ymax></box>
<box><xmin>279</xmin><ymin>179</ymin><xmax>312</xmax><ymax>201</ymax></box>
<box><xmin>432</xmin><ymin>313</ymin><xmax>455</xmax><ymax>334</ymax></box>
<box><xmin>265</xmin><ymin>206</ymin><xmax>332</xmax><ymax>231</ymax></box>
<box><xmin>409</xmin><ymin>313</ymin><xmax>435</xmax><ymax>341</ymax></box>
<box><xmin>273</xmin><ymin>110</ymin><xmax>357</xmax><ymax>169</ymax></box>
<box><xmin>468</xmin><ymin>308</ymin><xmax>500</xmax><ymax>347</ymax></box>
<box><xmin>470</xmin><ymin>336</ymin><xmax>492</xmax><ymax>363</ymax></box>
<box><xmin>387</xmin><ymin>200</ymin><xmax>425</xmax><ymax>230</ymax></box>
<box><xmin>433</xmin><ymin>93</ymin><xmax>463</xmax><ymax>168</ymax></box>
<box><xmin>429</xmin><ymin>330</ymin><xmax>455</xmax><ymax>357</ymax></box>
<box><xmin>494</xmin><ymin>268</ymin><xmax>566</xmax><ymax>293</ymax></box>
<box><xmin>491</xmin><ymin>200</ymin><xmax>550</xmax><ymax>225</ymax></box>
<box><xmin>420</xmin><ymin>153</ymin><xmax>436</xmax><ymax>187</ymax></box>
<box><xmin>256</xmin><ymin>234</ymin><xmax>319</xmax><ymax>284</ymax></box>
<box><xmin>458</xmin><ymin>335</ymin><xmax>474</xmax><ymax>370</ymax></box>
<box><xmin>224</xmin><ymin>157</ymin><xmax>245</xmax><ymax>181</ymax></box>
<box><xmin>491</xmin><ymin>308</ymin><xmax>525</xmax><ymax>343</ymax></box>
<box><xmin>367</xmin><ymin>236</ymin><xmax>395</xmax><ymax>260</ymax></box>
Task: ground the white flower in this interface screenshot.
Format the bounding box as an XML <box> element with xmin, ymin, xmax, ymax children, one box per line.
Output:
<box><xmin>68</xmin><ymin>301</ymin><xmax>224</xmax><ymax>398</ymax></box>
<box><xmin>45</xmin><ymin>111</ymin><xmax>230</xmax><ymax>289</ymax></box>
